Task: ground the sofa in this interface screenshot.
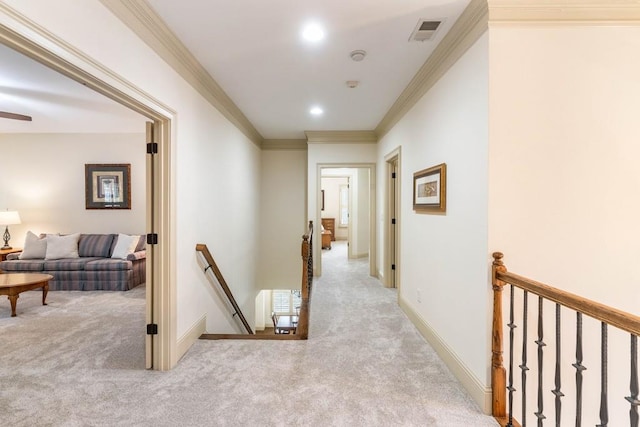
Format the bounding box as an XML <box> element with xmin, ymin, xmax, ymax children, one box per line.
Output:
<box><xmin>0</xmin><ymin>232</ymin><xmax>146</xmax><ymax>291</ymax></box>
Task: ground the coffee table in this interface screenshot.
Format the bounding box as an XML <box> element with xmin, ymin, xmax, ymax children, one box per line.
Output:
<box><xmin>0</xmin><ymin>273</ymin><xmax>53</xmax><ymax>317</ymax></box>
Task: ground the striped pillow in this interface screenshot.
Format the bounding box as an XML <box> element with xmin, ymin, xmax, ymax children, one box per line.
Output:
<box><xmin>78</xmin><ymin>234</ymin><xmax>115</xmax><ymax>258</ymax></box>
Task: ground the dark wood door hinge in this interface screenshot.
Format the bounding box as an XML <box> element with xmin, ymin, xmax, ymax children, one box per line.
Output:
<box><xmin>147</xmin><ymin>233</ymin><xmax>158</xmax><ymax>245</ymax></box>
<box><xmin>146</xmin><ymin>142</ymin><xmax>158</xmax><ymax>154</ymax></box>
<box><xmin>146</xmin><ymin>324</ymin><xmax>158</xmax><ymax>335</ymax></box>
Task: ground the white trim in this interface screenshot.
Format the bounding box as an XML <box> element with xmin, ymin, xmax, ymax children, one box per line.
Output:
<box><xmin>488</xmin><ymin>0</ymin><xmax>640</xmax><ymax>24</ymax></box>
<box><xmin>375</xmin><ymin>0</ymin><xmax>488</xmax><ymax>138</ymax></box>
<box><xmin>305</xmin><ymin>131</ymin><xmax>378</xmax><ymax>144</ymax></box>
<box><xmin>399</xmin><ymin>295</ymin><xmax>492</xmax><ymax>415</ymax></box>
<box><xmin>383</xmin><ymin>147</ymin><xmax>401</xmax><ymax>290</ymax></box>
<box><xmin>99</xmin><ymin>0</ymin><xmax>263</xmax><ymax>146</ymax></box>
<box><xmin>177</xmin><ymin>315</ymin><xmax>206</xmax><ymax>361</ymax></box>
<box><xmin>262</xmin><ymin>139</ymin><xmax>308</xmax><ymax>150</ymax></box>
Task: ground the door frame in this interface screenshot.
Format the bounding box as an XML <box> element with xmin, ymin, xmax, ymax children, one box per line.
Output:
<box><xmin>384</xmin><ymin>147</ymin><xmax>401</xmax><ymax>290</ymax></box>
<box><xmin>315</xmin><ymin>163</ymin><xmax>376</xmax><ymax>278</ymax></box>
<box><xmin>0</xmin><ymin>18</ymin><xmax>176</xmax><ymax>370</ymax></box>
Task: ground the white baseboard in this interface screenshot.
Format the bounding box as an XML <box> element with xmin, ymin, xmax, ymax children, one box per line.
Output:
<box><xmin>399</xmin><ymin>296</ymin><xmax>492</xmax><ymax>415</ymax></box>
<box><xmin>177</xmin><ymin>315</ymin><xmax>206</xmax><ymax>361</ymax></box>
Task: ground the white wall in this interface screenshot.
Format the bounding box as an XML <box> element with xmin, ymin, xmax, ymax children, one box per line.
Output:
<box><xmin>0</xmin><ymin>133</ymin><xmax>146</xmax><ymax>242</ymax></box>
<box><xmin>1</xmin><ymin>0</ymin><xmax>263</xmax><ymax>338</ymax></box>
<box><xmin>353</xmin><ymin>168</ymin><xmax>370</xmax><ymax>258</ymax></box>
<box><xmin>258</xmin><ymin>149</ymin><xmax>307</xmax><ymax>289</ymax></box>
<box><xmin>377</xmin><ymin>32</ymin><xmax>490</xmax><ymax>404</ymax></box>
<box><xmin>489</xmin><ymin>24</ymin><xmax>640</xmax><ymax>425</ymax></box>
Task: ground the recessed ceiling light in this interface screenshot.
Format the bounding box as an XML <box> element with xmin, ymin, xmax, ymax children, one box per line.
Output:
<box><xmin>310</xmin><ymin>106</ymin><xmax>324</xmax><ymax>116</ymax></box>
<box><xmin>302</xmin><ymin>23</ymin><xmax>325</xmax><ymax>42</ymax></box>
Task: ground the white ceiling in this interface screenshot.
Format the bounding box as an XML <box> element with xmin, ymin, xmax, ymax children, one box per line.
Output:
<box><xmin>0</xmin><ymin>0</ymin><xmax>471</xmax><ymax>139</ymax></box>
<box><xmin>0</xmin><ymin>43</ymin><xmax>145</xmax><ymax>134</ymax></box>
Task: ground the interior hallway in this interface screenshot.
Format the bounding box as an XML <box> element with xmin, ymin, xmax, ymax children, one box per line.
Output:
<box><xmin>0</xmin><ymin>241</ymin><xmax>497</xmax><ymax>426</ymax></box>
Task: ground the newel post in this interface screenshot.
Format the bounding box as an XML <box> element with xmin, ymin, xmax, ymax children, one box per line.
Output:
<box><xmin>492</xmin><ymin>252</ymin><xmax>507</xmax><ymax>418</ymax></box>
<box><xmin>296</xmin><ymin>222</ymin><xmax>313</xmax><ymax>340</ymax></box>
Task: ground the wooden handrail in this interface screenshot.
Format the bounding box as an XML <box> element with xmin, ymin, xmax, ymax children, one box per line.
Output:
<box><xmin>195</xmin><ymin>243</ymin><xmax>254</xmax><ymax>334</ymax></box>
<box><xmin>491</xmin><ymin>251</ymin><xmax>640</xmax><ymax>427</ymax></box>
<box><xmin>200</xmin><ymin>221</ymin><xmax>314</xmax><ymax>340</ymax></box>
<box><xmin>292</xmin><ymin>220</ymin><xmax>313</xmax><ymax>339</ymax></box>
<box><xmin>493</xmin><ymin>252</ymin><xmax>640</xmax><ymax>337</ymax></box>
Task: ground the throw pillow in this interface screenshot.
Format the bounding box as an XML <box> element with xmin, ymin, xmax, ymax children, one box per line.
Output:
<box><xmin>19</xmin><ymin>231</ymin><xmax>48</xmax><ymax>259</ymax></box>
<box><xmin>45</xmin><ymin>233</ymin><xmax>80</xmax><ymax>260</ymax></box>
<box><xmin>111</xmin><ymin>234</ymin><xmax>139</xmax><ymax>259</ymax></box>
<box><xmin>78</xmin><ymin>234</ymin><xmax>116</xmax><ymax>258</ymax></box>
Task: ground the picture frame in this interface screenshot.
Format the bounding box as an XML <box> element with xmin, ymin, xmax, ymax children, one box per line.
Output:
<box><xmin>85</xmin><ymin>164</ymin><xmax>131</xmax><ymax>209</ymax></box>
<box><xmin>321</xmin><ymin>190</ymin><xmax>325</xmax><ymax>211</ymax></box>
<box><xmin>413</xmin><ymin>163</ymin><xmax>446</xmax><ymax>213</ymax></box>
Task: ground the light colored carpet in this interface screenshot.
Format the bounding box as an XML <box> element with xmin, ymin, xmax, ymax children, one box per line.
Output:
<box><xmin>0</xmin><ymin>242</ymin><xmax>497</xmax><ymax>426</ymax></box>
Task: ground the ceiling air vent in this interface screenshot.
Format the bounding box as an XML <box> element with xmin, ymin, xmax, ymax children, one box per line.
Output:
<box><xmin>409</xmin><ymin>19</ymin><xmax>443</xmax><ymax>42</ymax></box>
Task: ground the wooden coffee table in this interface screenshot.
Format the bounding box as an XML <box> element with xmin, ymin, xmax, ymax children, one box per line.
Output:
<box><xmin>0</xmin><ymin>273</ymin><xmax>53</xmax><ymax>317</ymax></box>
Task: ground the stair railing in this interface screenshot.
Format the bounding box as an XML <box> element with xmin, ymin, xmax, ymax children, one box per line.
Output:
<box><xmin>199</xmin><ymin>220</ymin><xmax>314</xmax><ymax>340</ymax></box>
<box><xmin>492</xmin><ymin>252</ymin><xmax>640</xmax><ymax>427</ymax></box>
<box><xmin>291</xmin><ymin>220</ymin><xmax>313</xmax><ymax>339</ymax></box>
<box><xmin>195</xmin><ymin>243</ymin><xmax>253</xmax><ymax>334</ymax></box>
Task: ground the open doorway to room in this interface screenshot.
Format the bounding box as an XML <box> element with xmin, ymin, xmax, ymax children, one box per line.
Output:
<box><xmin>320</xmin><ymin>173</ymin><xmax>349</xmax><ymax>250</ymax></box>
<box><xmin>0</xmin><ymin>25</ymin><xmax>172</xmax><ymax>369</ymax></box>
<box><xmin>317</xmin><ymin>165</ymin><xmax>376</xmax><ymax>278</ymax></box>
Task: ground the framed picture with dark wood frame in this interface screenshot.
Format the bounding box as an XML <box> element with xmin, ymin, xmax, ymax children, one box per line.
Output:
<box><xmin>413</xmin><ymin>163</ymin><xmax>446</xmax><ymax>213</ymax></box>
<box><xmin>321</xmin><ymin>190</ymin><xmax>325</xmax><ymax>211</ymax></box>
<box><xmin>85</xmin><ymin>164</ymin><xmax>131</xmax><ymax>209</ymax></box>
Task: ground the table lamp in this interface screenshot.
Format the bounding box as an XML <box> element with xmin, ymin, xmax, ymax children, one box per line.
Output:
<box><xmin>0</xmin><ymin>210</ymin><xmax>21</xmax><ymax>250</ymax></box>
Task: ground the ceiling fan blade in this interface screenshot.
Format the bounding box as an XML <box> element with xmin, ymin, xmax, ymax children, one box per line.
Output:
<box><xmin>0</xmin><ymin>111</ymin><xmax>33</xmax><ymax>121</ymax></box>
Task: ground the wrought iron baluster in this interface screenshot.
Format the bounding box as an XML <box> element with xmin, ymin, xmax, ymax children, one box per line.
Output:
<box><xmin>572</xmin><ymin>312</ymin><xmax>586</xmax><ymax>427</ymax></box>
<box><xmin>627</xmin><ymin>334</ymin><xmax>639</xmax><ymax>427</ymax></box>
<box><xmin>520</xmin><ymin>291</ymin><xmax>529</xmax><ymax>427</ymax></box>
<box><xmin>597</xmin><ymin>322</ymin><xmax>609</xmax><ymax>427</ymax></box>
<box><xmin>535</xmin><ymin>296</ymin><xmax>546</xmax><ymax>426</ymax></box>
<box><xmin>552</xmin><ymin>303</ymin><xmax>564</xmax><ymax>427</ymax></box>
<box><xmin>507</xmin><ymin>284</ymin><xmax>516</xmax><ymax>427</ymax></box>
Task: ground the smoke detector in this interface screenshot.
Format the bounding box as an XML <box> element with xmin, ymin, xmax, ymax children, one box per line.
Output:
<box><xmin>349</xmin><ymin>50</ymin><xmax>366</xmax><ymax>62</ymax></box>
<box><xmin>409</xmin><ymin>19</ymin><xmax>444</xmax><ymax>42</ymax></box>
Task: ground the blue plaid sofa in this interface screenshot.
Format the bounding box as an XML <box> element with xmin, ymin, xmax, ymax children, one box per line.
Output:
<box><xmin>0</xmin><ymin>234</ymin><xmax>146</xmax><ymax>291</ymax></box>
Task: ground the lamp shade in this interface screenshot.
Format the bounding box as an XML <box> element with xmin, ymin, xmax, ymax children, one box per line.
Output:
<box><xmin>0</xmin><ymin>210</ymin><xmax>21</xmax><ymax>226</ymax></box>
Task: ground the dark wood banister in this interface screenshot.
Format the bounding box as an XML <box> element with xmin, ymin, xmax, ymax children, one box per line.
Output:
<box><xmin>200</xmin><ymin>221</ymin><xmax>314</xmax><ymax>340</ymax></box>
<box><xmin>491</xmin><ymin>251</ymin><xmax>640</xmax><ymax>427</ymax></box>
<box><xmin>195</xmin><ymin>243</ymin><xmax>254</xmax><ymax>334</ymax></box>
<box><xmin>293</xmin><ymin>220</ymin><xmax>314</xmax><ymax>339</ymax></box>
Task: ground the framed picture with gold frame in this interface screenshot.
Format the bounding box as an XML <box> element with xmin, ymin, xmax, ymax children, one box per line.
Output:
<box><xmin>85</xmin><ymin>163</ymin><xmax>131</xmax><ymax>209</ymax></box>
<box><xmin>413</xmin><ymin>163</ymin><xmax>446</xmax><ymax>213</ymax></box>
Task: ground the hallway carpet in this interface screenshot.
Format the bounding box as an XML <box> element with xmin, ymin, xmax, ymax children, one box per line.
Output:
<box><xmin>0</xmin><ymin>242</ymin><xmax>497</xmax><ymax>426</ymax></box>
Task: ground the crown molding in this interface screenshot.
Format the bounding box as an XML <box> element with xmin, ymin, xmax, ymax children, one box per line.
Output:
<box><xmin>262</xmin><ymin>139</ymin><xmax>308</xmax><ymax>150</ymax></box>
<box><xmin>305</xmin><ymin>131</ymin><xmax>378</xmax><ymax>144</ymax></box>
<box><xmin>99</xmin><ymin>0</ymin><xmax>264</xmax><ymax>147</ymax></box>
<box><xmin>488</xmin><ymin>0</ymin><xmax>640</xmax><ymax>24</ymax></box>
<box><xmin>375</xmin><ymin>0</ymin><xmax>488</xmax><ymax>139</ymax></box>
<box><xmin>0</xmin><ymin>3</ymin><xmax>175</xmax><ymax>120</ymax></box>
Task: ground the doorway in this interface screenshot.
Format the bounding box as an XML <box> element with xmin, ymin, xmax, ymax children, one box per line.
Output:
<box><xmin>320</xmin><ymin>173</ymin><xmax>350</xmax><ymax>250</ymax></box>
<box><xmin>316</xmin><ymin>164</ymin><xmax>376</xmax><ymax>278</ymax></box>
<box><xmin>0</xmin><ymin>23</ymin><xmax>173</xmax><ymax>370</ymax></box>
